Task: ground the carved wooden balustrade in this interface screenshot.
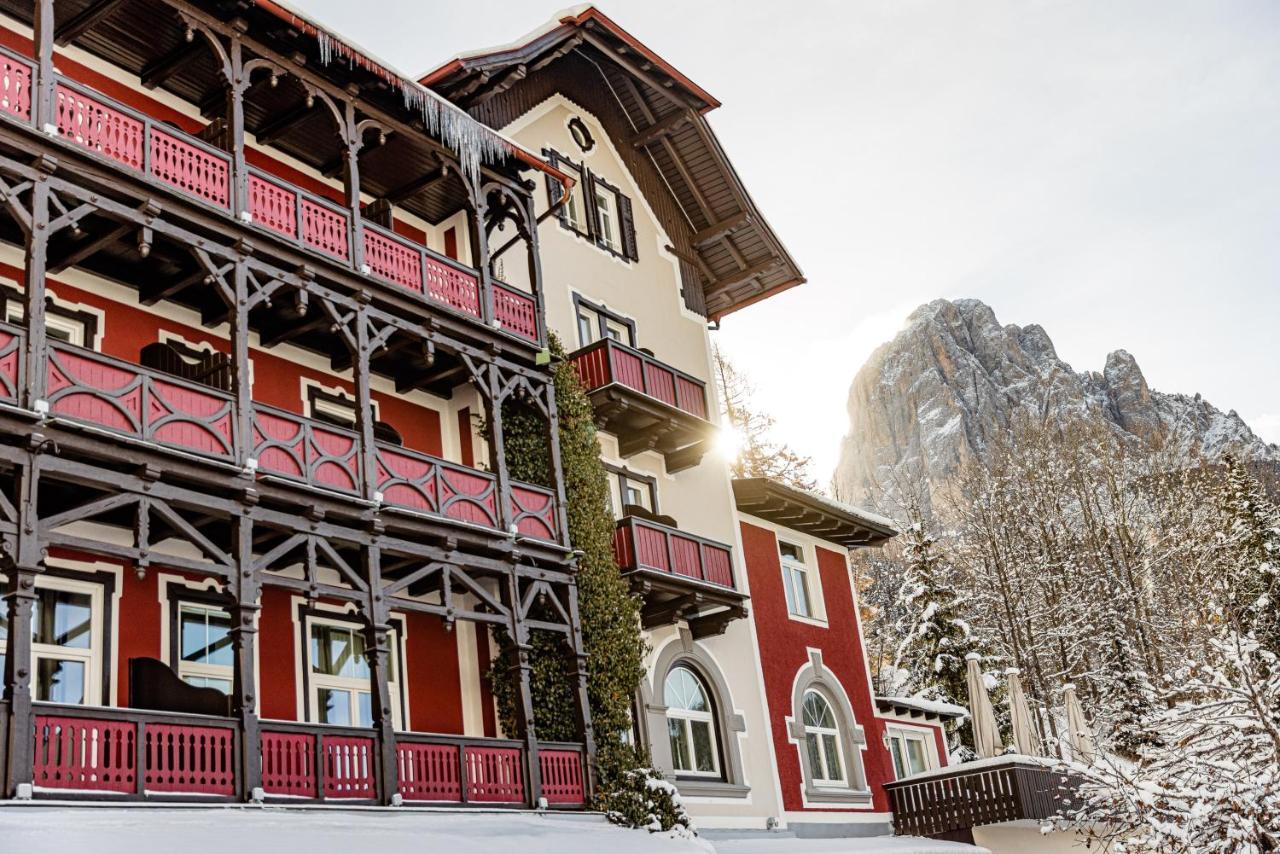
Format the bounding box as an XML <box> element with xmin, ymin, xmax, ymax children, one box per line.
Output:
<box><xmin>28</xmin><ymin>704</ymin><xmax>585</xmax><ymax>807</ymax></box>
<box><xmin>0</xmin><ymin>44</ymin><xmax>541</xmax><ymax>346</ymax></box>
<box><xmin>16</xmin><ymin>329</ymin><xmax>558</xmax><ymax>542</ymax></box>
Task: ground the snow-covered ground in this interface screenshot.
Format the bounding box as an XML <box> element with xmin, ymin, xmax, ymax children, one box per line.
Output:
<box><xmin>0</xmin><ymin>806</ymin><xmax>986</xmax><ymax>854</ymax></box>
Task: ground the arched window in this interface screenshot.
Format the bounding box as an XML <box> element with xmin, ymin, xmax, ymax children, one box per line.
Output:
<box><xmin>802</xmin><ymin>690</ymin><xmax>845</xmax><ymax>785</ymax></box>
<box><xmin>664</xmin><ymin>665</ymin><xmax>720</xmax><ymax>776</ymax></box>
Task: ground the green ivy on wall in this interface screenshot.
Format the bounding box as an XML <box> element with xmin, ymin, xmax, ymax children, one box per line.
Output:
<box><xmin>489</xmin><ymin>334</ymin><xmax>649</xmax><ymax>798</ymax></box>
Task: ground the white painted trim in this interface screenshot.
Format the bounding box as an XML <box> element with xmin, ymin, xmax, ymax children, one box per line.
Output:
<box><xmin>883</xmin><ymin>721</ymin><xmax>943</xmax><ymax>779</ymax></box>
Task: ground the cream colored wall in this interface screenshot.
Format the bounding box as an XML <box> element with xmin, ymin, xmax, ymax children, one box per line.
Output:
<box><xmin>499</xmin><ymin>94</ymin><xmax>785</xmax><ymax>828</ymax></box>
<box><xmin>973</xmin><ymin>822</ymin><xmax>1091</xmax><ymax>854</ymax></box>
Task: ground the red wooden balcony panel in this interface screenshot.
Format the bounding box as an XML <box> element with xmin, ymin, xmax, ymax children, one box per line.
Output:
<box><xmin>260</xmin><ymin>730</ymin><xmax>317</xmax><ymax>797</ymax></box>
<box><xmin>248</xmin><ymin>172</ymin><xmax>299</xmax><ymax>239</ymax></box>
<box><xmin>33</xmin><ymin>715</ymin><xmax>136</xmax><ymax>793</ymax></box>
<box><xmin>150</xmin><ymin>128</ymin><xmax>230</xmax><ymax>209</ymax></box>
<box><xmin>571</xmin><ymin>345</ymin><xmax>612</xmax><ymax>392</ymax></box>
<box><xmin>494</xmin><ymin>282</ymin><xmax>539</xmax><ymax>343</ymax></box>
<box><xmin>47</xmin><ymin>344</ymin><xmax>234</xmax><ymax>460</ymax></box>
<box><xmin>642</xmin><ymin>362</ymin><xmax>678</xmax><ymax>408</ymax></box>
<box><xmin>301</xmin><ymin>198</ymin><xmax>350</xmax><ymax>261</ymax></box>
<box><xmin>143</xmin><ymin>723</ymin><xmax>235</xmax><ymax>795</ymax></box>
<box><xmin>364</xmin><ymin>225</ymin><xmax>424</xmax><ymax>293</ymax></box>
<box><xmin>0</xmin><ymin>325</ymin><xmax>22</xmax><ymax>403</ymax></box>
<box><xmin>425</xmin><ymin>255</ymin><xmax>482</xmax><ymax>319</ymax></box>
<box><xmin>539</xmin><ymin>749</ymin><xmax>585</xmax><ymax>805</ymax></box>
<box><xmin>511</xmin><ymin>482</ymin><xmax>558</xmax><ymax>542</ymax></box>
<box><xmin>464</xmin><ymin>746</ymin><xmax>525</xmax><ymax>803</ymax></box>
<box><xmin>322</xmin><ymin>735</ymin><xmax>376</xmax><ymax>799</ymax></box>
<box><xmin>608</xmin><ymin>345</ymin><xmax>645</xmax><ymax>394</ymax></box>
<box><xmin>397</xmin><ymin>742</ymin><xmax>462</xmax><ymax>802</ymax></box>
<box><xmin>438</xmin><ymin>463</ymin><xmax>499</xmax><ymax>528</ymax></box>
<box><xmin>252</xmin><ymin>407</ymin><xmax>361</xmax><ymax>495</ymax></box>
<box><xmin>55</xmin><ymin>82</ymin><xmax>144</xmax><ymax>171</ymax></box>
<box><xmin>675</xmin><ymin>376</ymin><xmax>708</xmax><ymax>420</ymax></box>
<box><xmin>613</xmin><ymin>517</ymin><xmax>735</xmax><ymax>590</ymax></box>
<box><xmin>375</xmin><ymin>443</ymin><xmax>440</xmax><ymax>513</ymax></box>
<box><xmin>0</xmin><ymin>52</ymin><xmax>32</xmax><ymax>121</ymax></box>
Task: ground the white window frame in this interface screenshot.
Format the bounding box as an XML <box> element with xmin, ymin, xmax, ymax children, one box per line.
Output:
<box><xmin>305</xmin><ymin>614</ymin><xmax>402</xmax><ymax>730</ymax></box>
<box><xmin>29</xmin><ymin>574</ymin><xmax>105</xmax><ymax>707</ymax></box>
<box><xmin>7</xmin><ymin>303</ymin><xmax>91</xmax><ymax>347</ymax></box>
<box><xmin>594</xmin><ymin>184</ymin><xmax>620</xmax><ymax>252</ymax></box>
<box><xmin>885</xmin><ymin>725</ymin><xmax>935</xmax><ymax>779</ymax></box>
<box><xmin>779</xmin><ymin>540</ymin><xmax>818</xmax><ymax>622</ymax></box>
<box><xmin>176</xmin><ymin>601</ymin><xmax>234</xmax><ymax>693</ymax></box>
<box><xmin>664</xmin><ymin>666</ymin><xmax>721</xmax><ymax>778</ymax></box>
<box><xmin>802</xmin><ymin>689</ymin><xmax>847</xmax><ymax>787</ymax></box>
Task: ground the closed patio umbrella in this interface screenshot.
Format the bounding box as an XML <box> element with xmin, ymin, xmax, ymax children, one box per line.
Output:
<box><xmin>1005</xmin><ymin>668</ymin><xmax>1040</xmax><ymax>756</ymax></box>
<box><xmin>965</xmin><ymin>653</ymin><xmax>1003</xmax><ymax>758</ymax></box>
<box><xmin>1062</xmin><ymin>683</ymin><xmax>1097</xmax><ymax>764</ymax></box>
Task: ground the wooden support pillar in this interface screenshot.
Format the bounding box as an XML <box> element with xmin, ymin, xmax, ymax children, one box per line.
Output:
<box><xmin>230</xmin><ymin>245</ymin><xmax>253</xmax><ymax>470</ymax></box>
<box><xmin>352</xmin><ymin>302</ymin><xmax>379</xmax><ymax>503</ymax></box>
<box><xmin>484</xmin><ymin>363</ymin><xmax>514</xmax><ymax>532</ymax></box>
<box><xmin>3</xmin><ymin>455</ymin><xmax>45</xmax><ymax>798</ymax></box>
<box><xmin>564</xmin><ymin>582</ymin><xmax>598</xmax><ymax>800</ymax></box>
<box><xmin>226</xmin><ymin>36</ymin><xmax>249</xmax><ymax>220</ymax></box>
<box><xmin>362</xmin><ymin>543</ymin><xmax>399</xmax><ymax>805</ymax></box>
<box><xmin>522</xmin><ymin>193</ymin><xmax>548</xmax><ymax>349</ymax></box>
<box><xmin>22</xmin><ymin>163</ymin><xmax>53</xmax><ymax>413</ymax></box>
<box><xmin>502</xmin><ymin>573</ymin><xmax>542</xmax><ymax>808</ymax></box>
<box><xmin>465</xmin><ymin>176</ymin><xmax>496</xmax><ymax>327</ymax></box>
<box><xmin>32</xmin><ymin>0</ymin><xmax>56</xmax><ymax>132</ymax></box>
<box><xmin>230</xmin><ymin>510</ymin><xmax>262</xmax><ymax>800</ymax></box>
<box><xmin>341</xmin><ymin>99</ymin><xmax>366</xmax><ymax>273</ymax></box>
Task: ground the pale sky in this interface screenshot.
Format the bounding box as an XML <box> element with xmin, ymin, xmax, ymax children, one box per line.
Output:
<box><xmin>298</xmin><ymin>0</ymin><xmax>1280</xmax><ymax>480</ymax></box>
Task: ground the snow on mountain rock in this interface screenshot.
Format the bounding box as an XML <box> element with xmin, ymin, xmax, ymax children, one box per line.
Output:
<box><xmin>834</xmin><ymin>298</ymin><xmax>1278</xmax><ymax>514</ymax></box>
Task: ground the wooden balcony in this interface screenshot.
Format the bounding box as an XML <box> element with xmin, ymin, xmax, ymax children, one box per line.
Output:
<box><xmin>884</xmin><ymin>757</ymin><xmax>1082</xmax><ymax>843</ymax></box>
<box><xmin>27</xmin><ymin>703</ymin><xmax>585</xmax><ymax>807</ymax></box>
<box><xmin>0</xmin><ymin>46</ymin><xmax>541</xmax><ymax>346</ymax></box>
<box><xmin>569</xmin><ymin>338</ymin><xmax>715</xmax><ymax>472</ymax></box>
<box><xmin>613</xmin><ymin>515</ymin><xmax>746</xmax><ymax>637</ymax></box>
<box><xmin>11</xmin><ymin>328</ymin><xmax>558</xmax><ymax>542</ymax></box>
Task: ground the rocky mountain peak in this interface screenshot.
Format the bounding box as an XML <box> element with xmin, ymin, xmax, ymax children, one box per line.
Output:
<box><xmin>834</xmin><ymin>299</ymin><xmax>1278</xmax><ymax>514</ymax></box>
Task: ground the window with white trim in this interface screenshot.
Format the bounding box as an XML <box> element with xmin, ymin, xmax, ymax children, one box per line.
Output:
<box><xmin>594</xmin><ymin>182</ymin><xmax>621</xmax><ymax>252</ymax></box>
<box><xmin>177</xmin><ymin>603</ymin><xmax>233</xmax><ymax>694</ymax></box>
<box><xmin>802</xmin><ymin>690</ymin><xmax>846</xmax><ymax>786</ymax></box>
<box><xmin>779</xmin><ymin>540</ymin><xmax>813</xmax><ymax>619</ymax></box>
<box><xmin>307</xmin><ymin>616</ymin><xmax>401</xmax><ymax>729</ymax></box>
<box><xmin>664</xmin><ymin>665</ymin><xmax>720</xmax><ymax>777</ymax></box>
<box><xmin>6</xmin><ymin>302</ymin><xmax>96</xmax><ymax>347</ymax></box>
<box><xmin>31</xmin><ymin>577</ymin><xmax>103</xmax><ymax>705</ymax></box>
<box><xmin>886</xmin><ymin>727</ymin><xmax>933</xmax><ymax>779</ymax></box>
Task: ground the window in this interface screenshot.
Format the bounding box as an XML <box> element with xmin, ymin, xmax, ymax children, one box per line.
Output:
<box><xmin>567</xmin><ymin>116</ymin><xmax>595</xmax><ymax>153</ymax></box>
<box><xmin>305</xmin><ymin>386</ymin><xmax>402</xmax><ymax>445</ymax></box>
<box><xmin>664</xmin><ymin>665</ymin><xmax>720</xmax><ymax>777</ymax></box>
<box><xmin>887</xmin><ymin>728</ymin><xmax>932</xmax><ymax>779</ymax></box>
<box><xmin>779</xmin><ymin>541</ymin><xmax>813</xmax><ymax>619</ymax></box>
<box><xmin>573</xmin><ymin>295</ymin><xmax>635</xmax><ymax>348</ymax></box>
<box><xmin>307</xmin><ymin>617</ymin><xmax>401</xmax><ymax>730</ymax></box>
<box><xmin>177</xmin><ymin>603</ymin><xmax>233</xmax><ymax>694</ymax></box>
<box><xmin>802</xmin><ymin>691</ymin><xmax>845</xmax><ymax>786</ymax></box>
<box><xmin>605</xmin><ymin>465</ymin><xmax>658</xmax><ymax>519</ymax></box>
<box><xmin>4</xmin><ymin>289</ymin><xmax>99</xmax><ymax>348</ymax></box>
<box><xmin>544</xmin><ymin>150</ymin><xmax>638</xmax><ymax>261</ymax></box>
<box><xmin>31</xmin><ymin>579</ymin><xmax>102</xmax><ymax>705</ymax></box>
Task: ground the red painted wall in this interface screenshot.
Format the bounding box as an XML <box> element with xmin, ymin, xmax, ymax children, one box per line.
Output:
<box><xmin>257</xmin><ymin>586</ymin><xmax>298</xmax><ymax>720</ymax></box>
<box><xmin>741</xmin><ymin>520</ymin><xmax>902</xmax><ymax>813</ymax></box>
<box><xmin>404</xmin><ymin>612</ymin><xmax>464</xmax><ymax>734</ymax></box>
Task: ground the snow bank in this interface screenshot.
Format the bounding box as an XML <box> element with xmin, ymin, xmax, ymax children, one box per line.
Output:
<box><xmin>715</xmin><ymin>837</ymin><xmax>988</xmax><ymax>854</ymax></box>
<box><xmin>0</xmin><ymin>806</ymin><xmax>712</xmax><ymax>854</ymax></box>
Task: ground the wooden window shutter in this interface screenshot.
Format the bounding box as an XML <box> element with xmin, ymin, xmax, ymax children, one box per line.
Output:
<box><xmin>618</xmin><ymin>193</ymin><xmax>638</xmax><ymax>261</ymax></box>
<box><xmin>581</xmin><ymin>168</ymin><xmax>602</xmax><ymax>243</ymax></box>
<box><xmin>544</xmin><ymin>149</ymin><xmax>568</xmax><ymax>226</ymax></box>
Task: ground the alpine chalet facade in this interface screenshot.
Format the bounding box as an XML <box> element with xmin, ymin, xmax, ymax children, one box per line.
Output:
<box><xmin>1</xmin><ymin>0</ymin><xmax>963</xmax><ymax>839</ymax></box>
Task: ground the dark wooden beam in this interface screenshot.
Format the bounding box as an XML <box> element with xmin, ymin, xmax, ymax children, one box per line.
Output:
<box><xmin>708</xmin><ymin>258</ymin><xmax>783</xmax><ymax>293</ymax></box>
<box><xmin>693</xmin><ymin>212</ymin><xmax>750</xmax><ymax>247</ymax></box>
<box><xmin>49</xmin><ymin>223</ymin><xmax>131</xmax><ymax>273</ymax></box>
<box><xmin>466</xmin><ymin>65</ymin><xmax>526</xmax><ymax>109</ymax></box>
<box><xmin>663</xmin><ymin>440</ymin><xmax>708</xmax><ymax>475</ymax></box>
<box><xmin>255</xmin><ymin>101</ymin><xmax>316</xmax><ymax>145</ymax></box>
<box><xmin>141</xmin><ymin>41</ymin><xmax>206</xmax><ymax>90</ymax></box>
<box><xmin>631</xmin><ymin>110</ymin><xmax>693</xmax><ymax>149</ymax></box>
<box><xmin>260</xmin><ymin>316</ymin><xmax>328</xmax><ymax>348</ymax></box>
<box><xmin>141</xmin><ymin>268</ymin><xmax>205</xmax><ymax>305</ymax></box>
<box><xmin>54</xmin><ymin>0</ymin><xmax>126</xmax><ymax>45</ymax></box>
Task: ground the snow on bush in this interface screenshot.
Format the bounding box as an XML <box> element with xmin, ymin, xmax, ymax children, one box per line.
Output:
<box><xmin>604</xmin><ymin>768</ymin><xmax>697</xmax><ymax>838</ymax></box>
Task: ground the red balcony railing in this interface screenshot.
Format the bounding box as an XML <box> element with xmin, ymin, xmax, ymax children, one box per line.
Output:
<box><xmin>373</xmin><ymin>442</ymin><xmax>499</xmax><ymax>529</ymax></box>
<box><xmin>0</xmin><ymin>45</ymin><xmax>542</xmax><ymax>346</ymax></box>
<box><xmin>613</xmin><ymin>516</ymin><xmax>735</xmax><ymax>589</ymax></box>
<box><xmin>511</xmin><ymin>483</ymin><xmax>559</xmax><ymax>542</ymax></box>
<box><xmin>538</xmin><ymin>745</ymin><xmax>587</xmax><ymax>806</ymax></box>
<box><xmin>493</xmin><ymin>280</ymin><xmax>539</xmax><ymax>343</ymax></box>
<box><xmin>0</xmin><ymin>324</ymin><xmax>22</xmax><ymax>404</ymax></box>
<box><xmin>32</xmin><ymin>704</ymin><xmax>237</xmax><ymax>797</ymax></box>
<box><xmin>571</xmin><ymin>339</ymin><xmax>708</xmax><ymax>420</ymax></box>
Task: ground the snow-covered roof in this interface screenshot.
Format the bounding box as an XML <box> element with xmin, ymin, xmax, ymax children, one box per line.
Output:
<box><xmin>888</xmin><ymin>753</ymin><xmax>1061</xmax><ymax>784</ymax></box>
<box><xmin>876</xmin><ymin>696</ymin><xmax>969</xmax><ymax>720</ymax></box>
<box><xmin>733</xmin><ymin>478</ymin><xmax>899</xmax><ymax>548</ymax></box>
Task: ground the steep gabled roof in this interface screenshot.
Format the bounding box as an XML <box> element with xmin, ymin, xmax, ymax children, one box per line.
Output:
<box><xmin>421</xmin><ymin>6</ymin><xmax>805</xmax><ymax>320</ymax></box>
